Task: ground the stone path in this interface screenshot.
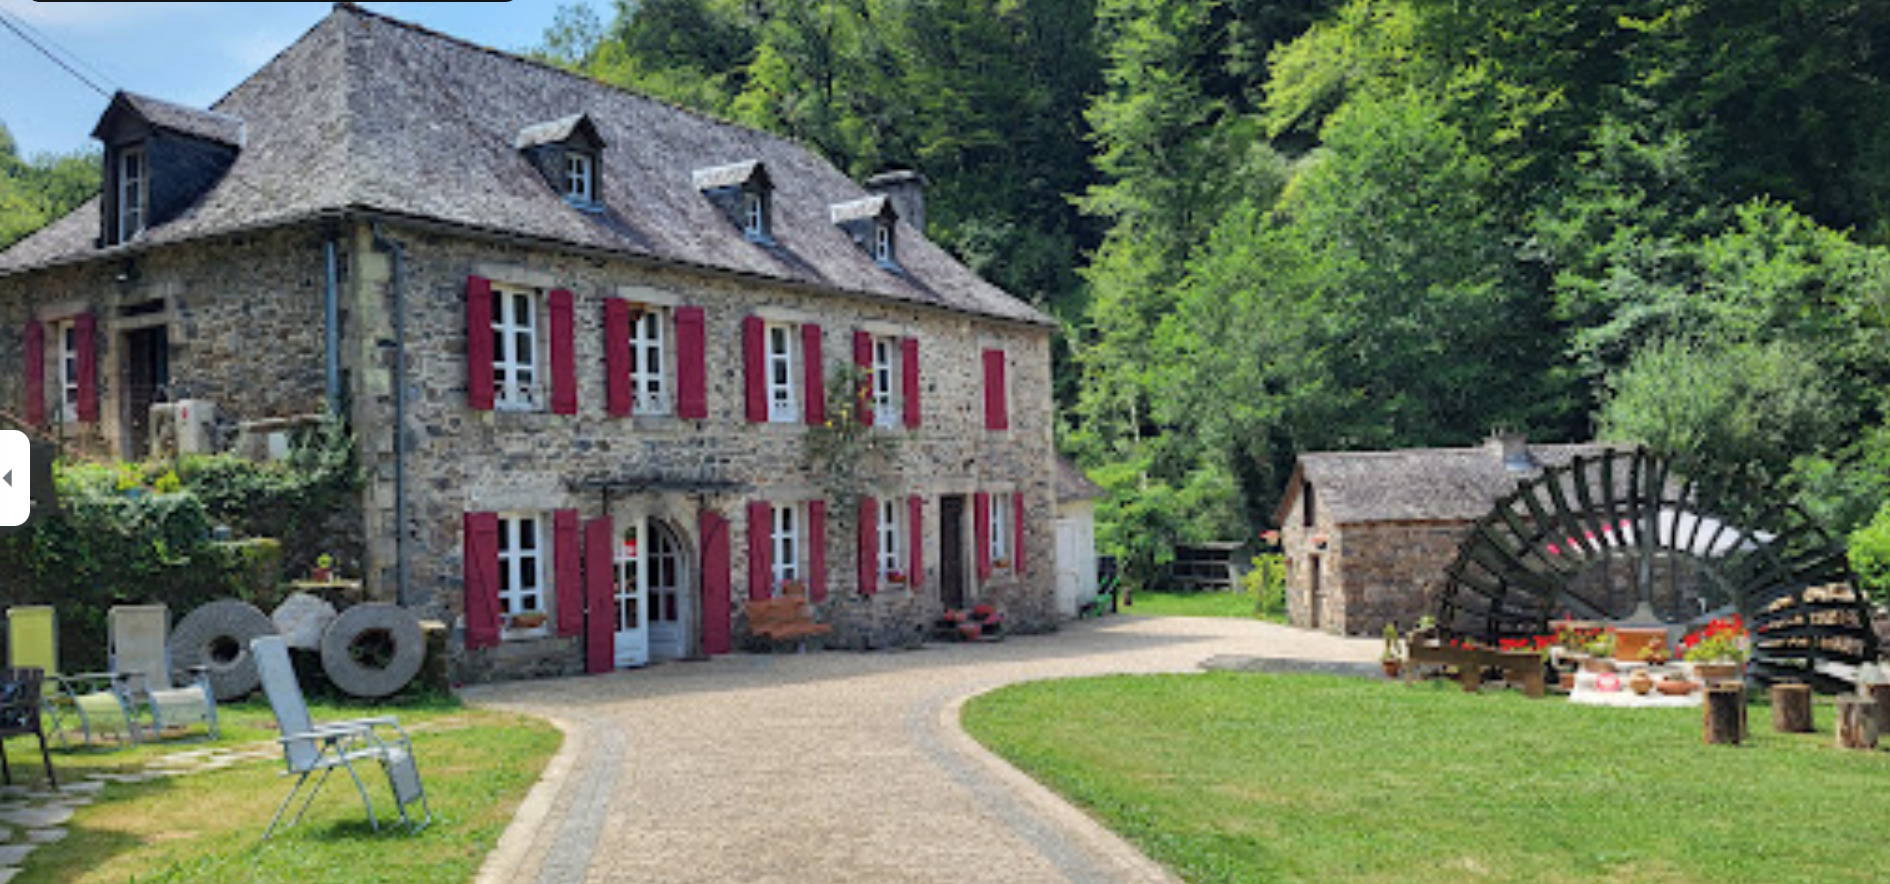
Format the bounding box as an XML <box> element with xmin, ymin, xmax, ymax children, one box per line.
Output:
<box><xmin>463</xmin><ymin>615</ymin><xmax>1378</xmax><ymax>884</ymax></box>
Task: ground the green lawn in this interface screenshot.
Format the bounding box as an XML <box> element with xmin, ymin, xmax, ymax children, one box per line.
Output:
<box><xmin>2</xmin><ymin>695</ymin><xmax>558</xmax><ymax>884</ymax></box>
<box><xmin>1123</xmin><ymin>589</ymin><xmax>1278</xmax><ymax>621</ymax></box>
<box><xmin>963</xmin><ymin>672</ymin><xmax>1890</xmax><ymax>884</ymax></box>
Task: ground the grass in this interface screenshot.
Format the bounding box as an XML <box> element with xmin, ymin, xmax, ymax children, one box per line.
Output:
<box><xmin>1</xmin><ymin>695</ymin><xmax>558</xmax><ymax>884</ymax></box>
<box><xmin>1124</xmin><ymin>589</ymin><xmax>1278</xmax><ymax>621</ymax></box>
<box><xmin>963</xmin><ymin>672</ymin><xmax>1890</xmax><ymax>884</ymax></box>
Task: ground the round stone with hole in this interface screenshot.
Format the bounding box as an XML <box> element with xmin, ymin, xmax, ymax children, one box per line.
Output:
<box><xmin>168</xmin><ymin>600</ymin><xmax>277</xmax><ymax>701</ymax></box>
<box><xmin>320</xmin><ymin>603</ymin><xmax>425</xmax><ymax>699</ymax></box>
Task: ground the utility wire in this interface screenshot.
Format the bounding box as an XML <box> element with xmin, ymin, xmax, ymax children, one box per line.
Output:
<box><xmin>0</xmin><ymin>7</ymin><xmax>114</xmax><ymax>98</ymax></box>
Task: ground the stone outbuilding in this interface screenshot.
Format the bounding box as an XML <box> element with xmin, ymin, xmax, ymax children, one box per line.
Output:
<box><xmin>1274</xmin><ymin>436</ymin><xmax>1609</xmax><ymax>635</ymax></box>
<box><xmin>0</xmin><ymin>4</ymin><xmax>1060</xmax><ymax>683</ymax></box>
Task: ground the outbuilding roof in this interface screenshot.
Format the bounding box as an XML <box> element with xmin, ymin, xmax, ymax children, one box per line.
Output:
<box><xmin>1274</xmin><ymin>440</ymin><xmax>1618</xmax><ymax>526</ymax></box>
<box><xmin>0</xmin><ymin>3</ymin><xmax>1051</xmax><ymax>328</ymax></box>
<box><xmin>1055</xmin><ymin>456</ymin><xmax>1105</xmax><ymax>503</ymax></box>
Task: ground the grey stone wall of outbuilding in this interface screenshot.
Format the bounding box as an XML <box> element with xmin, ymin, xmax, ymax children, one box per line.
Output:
<box><xmin>343</xmin><ymin>223</ymin><xmax>1058</xmax><ymax>683</ymax></box>
<box><xmin>1332</xmin><ymin>521</ymin><xmax>1473</xmax><ymax>635</ymax></box>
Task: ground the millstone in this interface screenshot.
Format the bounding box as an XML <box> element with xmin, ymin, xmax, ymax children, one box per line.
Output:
<box><xmin>271</xmin><ymin>592</ymin><xmax>338</xmax><ymax>651</ymax></box>
<box><xmin>320</xmin><ymin>604</ymin><xmax>425</xmax><ymax>699</ymax></box>
<box><xmin>168</xmin><ymin>600</ymin><xmax>276</xmax><ymax>701</ymax></box>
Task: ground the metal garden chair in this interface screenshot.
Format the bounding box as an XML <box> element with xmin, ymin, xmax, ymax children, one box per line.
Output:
<box><xmin>250</xmin><ymin>635</ymin><xmax>430</xmax><ymax>838</ymax></box>
<box><xmin>107</xmin><ymin>605</ymin><xmax>217</xmax><ymax>741</ymax></box>
<box><xmin>5</xmin><ymin>606</ymin><xmax>136</xmax><ymax>746</ymax></box>
<box><xmin>0</xmin><ymin>667</ymin><xmax>58</xmax><ymax>789</ymax></box>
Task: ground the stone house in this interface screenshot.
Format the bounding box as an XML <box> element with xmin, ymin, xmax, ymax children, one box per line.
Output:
<box><xmin>0</xmin><ymin>4</ymin><xmax>1059</xmax><ymax>682</ymax></box>
<box><xmin>1274</xmin><ymin>436</ymin><xmax>1608</xmax><ymax>636</ymax></box>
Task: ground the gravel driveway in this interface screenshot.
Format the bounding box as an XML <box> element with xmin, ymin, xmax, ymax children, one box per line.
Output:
<box><xmin>463</xmin><ymin>615</ymin><xmax>1378</xmax><ymax>884</ymax></box>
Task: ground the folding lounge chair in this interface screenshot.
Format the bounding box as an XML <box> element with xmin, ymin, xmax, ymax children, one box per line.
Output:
<box><xmin>108</xmin><ymin>605</ymin><xmax>217</xmax><ymax>741</ymax></box>
<box><xmin>0</xmin><ymin>667</ymin><xmax>57</xmax><ymax>789</ymax></box>
<box><xmin>5</xmin><ymin>606</ymin><xmax>136</xmax><ymax>746</ymax></box>
<box><xmin>251</xmin><ymin>635</ymin><xmax>430</xmax><ymax>838</ymax></box>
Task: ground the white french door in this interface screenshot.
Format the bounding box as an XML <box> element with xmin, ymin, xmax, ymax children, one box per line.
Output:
<box><xmin>646</xmin><ymin>523</ymin><xmax>687</xmax><ymax>660</ymax></box>
<box><xmin>614</xmin><ymin>520</ymin><xmax>651</xmax><ymax>668</ymax></box>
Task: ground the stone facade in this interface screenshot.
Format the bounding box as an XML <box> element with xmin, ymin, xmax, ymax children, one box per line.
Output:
<box><xmin>1278</xmin><ymin>484</ymin><xmax>1473</xmax><ymax>635</ymax></box>
<box><xmin>4</xmin><ymin>220</ymin><xmax>1058</xmax><ymax>683</ymax></box>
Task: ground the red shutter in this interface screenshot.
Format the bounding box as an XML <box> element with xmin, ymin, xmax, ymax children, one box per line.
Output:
<box><xmin>902</xmin><ymin>337</ymin><xmax>921</xmax><ymax>429</ymax></box>
<box><xmin>743</xmin><ymin>316</ymin><xmax>766</xmax><ymax>423</ymax></box>
<box><xmin>983</xmin><ymin>349</ymin><xmax>1008</xmax><ymax>430</ymax></box>
<box><xmin>908</xmin><ymin>495</ymin><xmax>924</xmax><ymax>590</ymax></box>
<box><xmin>22</xmin><ymin>322</ymin><xmax>44</xmax><ymax>427</ymax></box>
<box><xmin>549</xmin><ymin>288</ymin><xmax>577</xmax><ymax>415</ymax></box>
<box><xmin>974</xmin><ymin>492</ymin><xmax>992</xmax><ymax>580</ymax></box>
<box><xmin>604</xmin><ymin>298</ymin><xmax>632</xmax><ymax>416</ymax></box>
<box><xmin>584</xmin><ymin>516</ymin><xmax>614</xmax><ymax>673</ymax></box>
<box><xmin>853</xmin><ymin>330</ymin><xmax>874</xmax><ymax>427</ymax></box>
<box><xmin>747</xmin><ymin>500</ymin><xmax>772</xmax><ymax>599</ymax></box>
<box><xmin>1014</xmin><ymin>492</ymin><xmax>1027</xmax><ymax>574</ymax></box>
<box><xmin>466</xmin><ymin>276</ymin><xmax>495</xmax><ymax>411</ymax></box>
<box><xmin>554</xmin><ymin>509</ymin><xmax>583</xmax><ymax>637</ymax></box>
<box><xmin>676</xmin><ymin>305</ymin><xmax>708</xmax><ymax>419</ymax></box>
<box><xmin>802</xmin><ymin>323</ymin><xmax>825</xmax><ymax>426</ymax></box>
<box><xmin>463</xmin><ymin>512</ymin><xmax>501</xmax><ymax>649</ymax></box>
<box><xmin>858</xmin><ymin>496</ymin><xmax>878</xmax><ymax>597</ymax></box>
<box><xmin>808</xmin><ymin>499</ymin><xmax>828</xmax><ymax>603</ymax></box>
<box><xmin>74</xmin><ymin>312</ymin><xmax>97</xmax><ymax>423</ymax></box>
<box><xmin>700</xmin><ymin>509</ymin><xmax>732</xmax><ymax>655</ymax></box>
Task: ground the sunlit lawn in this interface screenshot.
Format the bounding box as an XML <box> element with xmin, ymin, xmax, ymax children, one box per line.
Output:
<box><xmin>1</xmin><ymin>695</ymin><xmax>557</xmax><ymax>884</ymax></box>
<box><xmin>964</xmin><ymin>672</ymin><xmax>1890</xmax><ymax>884</ymax></box>
<box><xmin>1124</xmin><ymin>589</ymin><xmax>1278</xmax><ymax>621</ymax></box>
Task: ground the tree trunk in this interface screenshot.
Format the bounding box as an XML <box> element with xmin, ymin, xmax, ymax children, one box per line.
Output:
<box><xmin>1835</xmin><ymin>696</ymin><xmax>1879</xmax><ymax>750</ymax></box>
<box><xmin>1865</xmin><ymin>683</ymin><xmax>1890</xmax><ymax>737</ymax></box>
<box><xmin>1704</xmin><ymin>683</ymin><xmax>1746</xmax><ymax>746</ymax></box>
<box><xmin>1770</xmin><ymin>683</ymin><xmax>1813</xmax><ymax>733</ymax></box>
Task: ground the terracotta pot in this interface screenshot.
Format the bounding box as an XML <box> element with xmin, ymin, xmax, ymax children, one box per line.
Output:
<box><xmin>1628</xmin><ymin>670</ymin><xmax>1655</xmax><ymax>696</ymax></box>
<box><xmin>1693</xmin><ymin>662</ymin><xmax>1742</xmax><ymax>682</ymax></box>
<box><xmin>1657</xmin><ymin>678</ymin><xmax>1697</xmax><ymax>696</ymax></box>
<box><xmin>1558</xmin><ymin>672</ymin><xmax>1576</xmax><ymax>692</ymax></box>
<box><xmin>1580</xmin><ymin>657</ymin><xmax>1617</xmax><ymax>674</ymax></box>
<box><xmin>1381</xmin><ymin>659</ymin><xmax>1402</xmax><ymax>679</ymax></box>
<box><xmin>310</xmin><ymin>567</ymin><xmax>333</xmax><ymax>582</ymax></box>
<box><xmin>957</xmin><ymin>623</ymin><xmax>982</xmax><ymax>641</ymax></box>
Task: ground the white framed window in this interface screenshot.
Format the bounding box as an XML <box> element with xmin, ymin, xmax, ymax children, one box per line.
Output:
<box><xmin>871</xmin><ymin>335</ymin><xmax>898</xmax><ymax>428</ymax></box>
<box><xmin>56</xmin><ymin>321</ymin><xmax>79</xmax><ymax>423</ymax></box>
<box><xmin>117</xmin><ymin>146</ymin><xmax>146</xmax><ymax>243</ymax></box>
<box><xmin>564</xmin><ymin>150</ymin><xmax>594</xmax><ymax>203</ymax></box>
<box><xmin>498</xmin><ymin>514</ymin><xmax>549</xmax><ymax>636</ymax></box>
<box><xmin>878</xmin><ymin>497</ymin><xmax>906</xmax><ymax>585</ymax></box>
<box><xmin>630</xmin><ymin>306</ymin><xmax>671</xmax><ymax>415</ymax></box>
<box><xmin>490</xmin><ymin>283</ymin><xmax>540</xmax><ymax>410</ymax></box>
<box><xmin>765</xmin><ymin>322</ymin><xmax>799</xmax><ymax>423</ymax></box>
<box><xmin>990</xmin><ymin>492</ymin><xmax>1012</xmax><ymax>570</ymax></box>
<box><xmin>742</xmin><ymin>189</ymin><xmax>769</xmax><ymax>240</ymax></box>
<box><xmin>771</xmin><ymin>503</ymin><xmax>801</xmax><ymax>591</ymax></box>
<box><xmin>872</xmin><ymin>221</ymin><xmax>894</xmax><ymax>266</ymax></box>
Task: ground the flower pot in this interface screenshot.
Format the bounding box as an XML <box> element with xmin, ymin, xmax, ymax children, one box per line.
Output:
<box><xmin>510</xmin><ymin>613</ymin><xmax>548</xmax><ymax>630</ymax></box>
<box><xmin>1692</xmin><ymin>661</ymin><xmax>1742</xmax><ymax>682</ymax></box>
<box><xmin>957</xmin><ymin>623</ymin><xmax>982</xmax><ymax>642</ymax></box>
<box><xmin>1580</xmin><ymin>657</ymin><xmax>1616</xmax><ymax>674</ymax></box>
<box><xmin>1657</xmin><ymin>678</ymin><xmax>1697</xmax><ymax>696</ymax></box>
<box><xmin>310</xmin><ymin>567</ymin><xmax>333</xmax><ymax>583</ymax></box>
<box><xmin>1381</xmin><ymin>659</ymin><xmax>1402</xmax><ymax>679</ymax></box>
<box><xmin>1628</xmin><ymin>670</ymin><xmax>1655</xmax><ymax>696</ymax></box>
<box><xmin>1558</xmin><ymin>672</ymin><xmax>1576</xmax><ymax>692</ymax></box>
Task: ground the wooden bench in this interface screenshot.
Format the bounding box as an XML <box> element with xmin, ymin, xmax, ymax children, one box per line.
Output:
<box><xmin>747</xmin><ymin>586</ymin><xmax>833</xmax><ymax>647</ymax></box>
<box><xmin>1403</xmin><ymin>631</ymin><xmax>1545</xmax><ymax>698</ymax></box>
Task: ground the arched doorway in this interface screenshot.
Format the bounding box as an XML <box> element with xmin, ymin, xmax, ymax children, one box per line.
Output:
<box><xmin>1434</xmin><ymin>448</ymin><xmax>1878</xmax><ymax>688</ymax></box>
<box><xmin>613</xmin><ymin>517</ymin><xmax>694</xmax><ymax>667</ymax></box>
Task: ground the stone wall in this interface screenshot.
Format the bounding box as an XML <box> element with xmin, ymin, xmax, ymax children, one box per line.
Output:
<box><xmin>343</xmin><ymin>222</ymin><xmax>1058</xmax><ymax>682</ymax></box>
<box><xmin>1333</xmin><ymin>521</ymin><xmax>1472</xmax><ymax>635</ymax></box>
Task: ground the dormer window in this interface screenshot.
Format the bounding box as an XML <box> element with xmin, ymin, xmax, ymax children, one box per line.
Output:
<box><xmin>695</xmin><ymin>160</ymin><xmax>773</xmax><ymax>243</ymax></box>
<box><xmin>117</xmin><ymin>146</ymin><xmax>147</xmax><ymax>243</ymax></box>
<box><xmin>517</xmin><ymin>113</ymin><xmax>606</xmax><ymax>211</ymax></box>
<box><xmin>830</xmin><ymin>195</ymin><xmax>901</xmax><ymax>272</ymax></box>
<box><xmin>873</xmin><ymin>221</ymin><xmax>894</xmax><ymax>267</ymax></box>
<box><xmin>564</xmin><ymin>151</ymin><xmax>595</xmax><ymax>204</ymax></box>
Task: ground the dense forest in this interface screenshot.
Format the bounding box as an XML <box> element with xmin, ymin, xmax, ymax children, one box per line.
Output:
<box><xmin>5</xmin><ymin>3</ymin><xmax>1889</xmax><ymax>596</ymax></box>
<box><xmin>537</xmin><ymin>0</ymin><xmax>1890</xmax><ymax>592</ymax></box>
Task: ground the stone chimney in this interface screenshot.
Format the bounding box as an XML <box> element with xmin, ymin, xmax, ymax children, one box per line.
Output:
<box><xmin>866</xmin><ymin>169</ymin><xmax>926</xmax><ymax>235</ymax></box>
<box><xmin>1489</xmin><ymin>431</ymin><xmax>1534</xmax><ymax>472</ymax></box>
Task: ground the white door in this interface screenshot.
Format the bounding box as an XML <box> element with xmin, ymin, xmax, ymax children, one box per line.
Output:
<box><xmin>647</xmin><ymin>521</ymin><xmax>689</xmax><ymax>661</ymax></box>
<box><xmin>1055</xmin><ymin>519</ymin><xmax>1081</xmax><ymax>619</ymax></box>
<box><xmin>614</xmin><ymin>519</ymin><xmax>651</xmax><ymax>668</ymax></box>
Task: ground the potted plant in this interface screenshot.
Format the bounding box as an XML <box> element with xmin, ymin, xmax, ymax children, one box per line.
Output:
<box><xmin>1638</xmin><ymin>636</ymin><xmax>1671</xmax><ymax>665</ymax></box>
<box><xmin>886</xmin><ymin>570</ymin><xmax>907</xmax><ymax>586</ymax></box>
<box><xmin>1581</xmin><ymin>631</ymin><xmax>1616</xmax><ymax>672</ymax></box>
<box><xmin>310</xmin><ymin>552</ymin><xmax>335</xmax><ymax>582</ymax></box>
<box><xmin>1381</xmin><ymin>623</ymin><xmax>1404</xmax><ymax>678</ymax></box>
<box><xmin>1656</xmin><ymin>671</ymin><xmax>1698</xmax><ymax>696</ymax></box>
<box><xmin>509</xmin><ymin>611</ymin><xmax>548</xmax><ymax>630</ymax></box>
<box><xmin>1681</xmin><ymin>616</ymin><xmax>1748</xmax><ymax>681</ymax></box>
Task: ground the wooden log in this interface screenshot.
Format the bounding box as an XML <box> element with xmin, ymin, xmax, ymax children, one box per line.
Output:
<box><xmin>1770</xmin><ymin>683</ymin><xmax>1814</xmax><ymax>733</ymax></box>
<box><xmin>1865</xmin><ymin>683</ymin><xmax>1890</xmax><ymax>737</ymax></box>
<box><xmin>1835</xmin><ymin>696</ymin><xmax>1880</xmax><ymax>750</ymax></box>
<box><xmin>1704</xmin><ymin>684</ymin><xmax>1746</xmax><ymax>746</ymax></box>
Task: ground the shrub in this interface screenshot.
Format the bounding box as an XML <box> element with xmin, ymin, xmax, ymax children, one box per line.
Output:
<box><xmin>1851</xmin><ymin>503</ymin><xmax>1890</xmax><ymax>608</ymax></box>
<box><xmin>1242</xmin><ymin>553</ymin><xmax>1286</xmax><ymax>621</ymax></box>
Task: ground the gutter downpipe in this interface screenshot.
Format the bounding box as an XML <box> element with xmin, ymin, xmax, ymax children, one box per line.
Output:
<box><xmin>323</xmin><ymin>238</ymin><xmax>342</xmax><ymax>416</ymax></box>
<box><xmin>370</xmin><ymin>223</ymin><xmax>411</xmax><ymax>607</ymax></box>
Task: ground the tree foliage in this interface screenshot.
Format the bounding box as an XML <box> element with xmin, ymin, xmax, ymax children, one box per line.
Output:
<box><xmin>0</xmin><ymin>122</ymin><xmax>98</xmax><ymax>250</ymax></box>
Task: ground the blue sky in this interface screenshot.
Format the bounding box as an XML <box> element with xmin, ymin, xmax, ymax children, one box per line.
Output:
<box><xmin>1</xmin><ymin>1</ymin><xmax>605</xmax><ymax>159</ymax></box>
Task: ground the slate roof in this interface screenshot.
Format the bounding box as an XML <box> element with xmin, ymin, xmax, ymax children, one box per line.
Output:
<box><xmin>1276</xmin><ymin>441</ymin><xmax>1618</xmax><ymax>526</ymax></box>
<box><xmin>692</xmin><ymin>160</ymin><xmax>766</xmax><ymax>192</ymax></box>
<box><xmin>96</xmin><ymin>92</ymin><xmax>246</xmax><ymax>146</ymax></box>
<box><xmin>0</xmin><ymin>4</ymin><xmax>1051</xmax><ymax>327</ymax></box>
<box><xmin>1055</xmin><ymin>455</ymin><xmax>1105</xmax><ymax>503</ymax></box>
<box><xmin>514</xmin><ymin>113</ymin><xmax>600</xmax><ymax>150</ymax></box>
